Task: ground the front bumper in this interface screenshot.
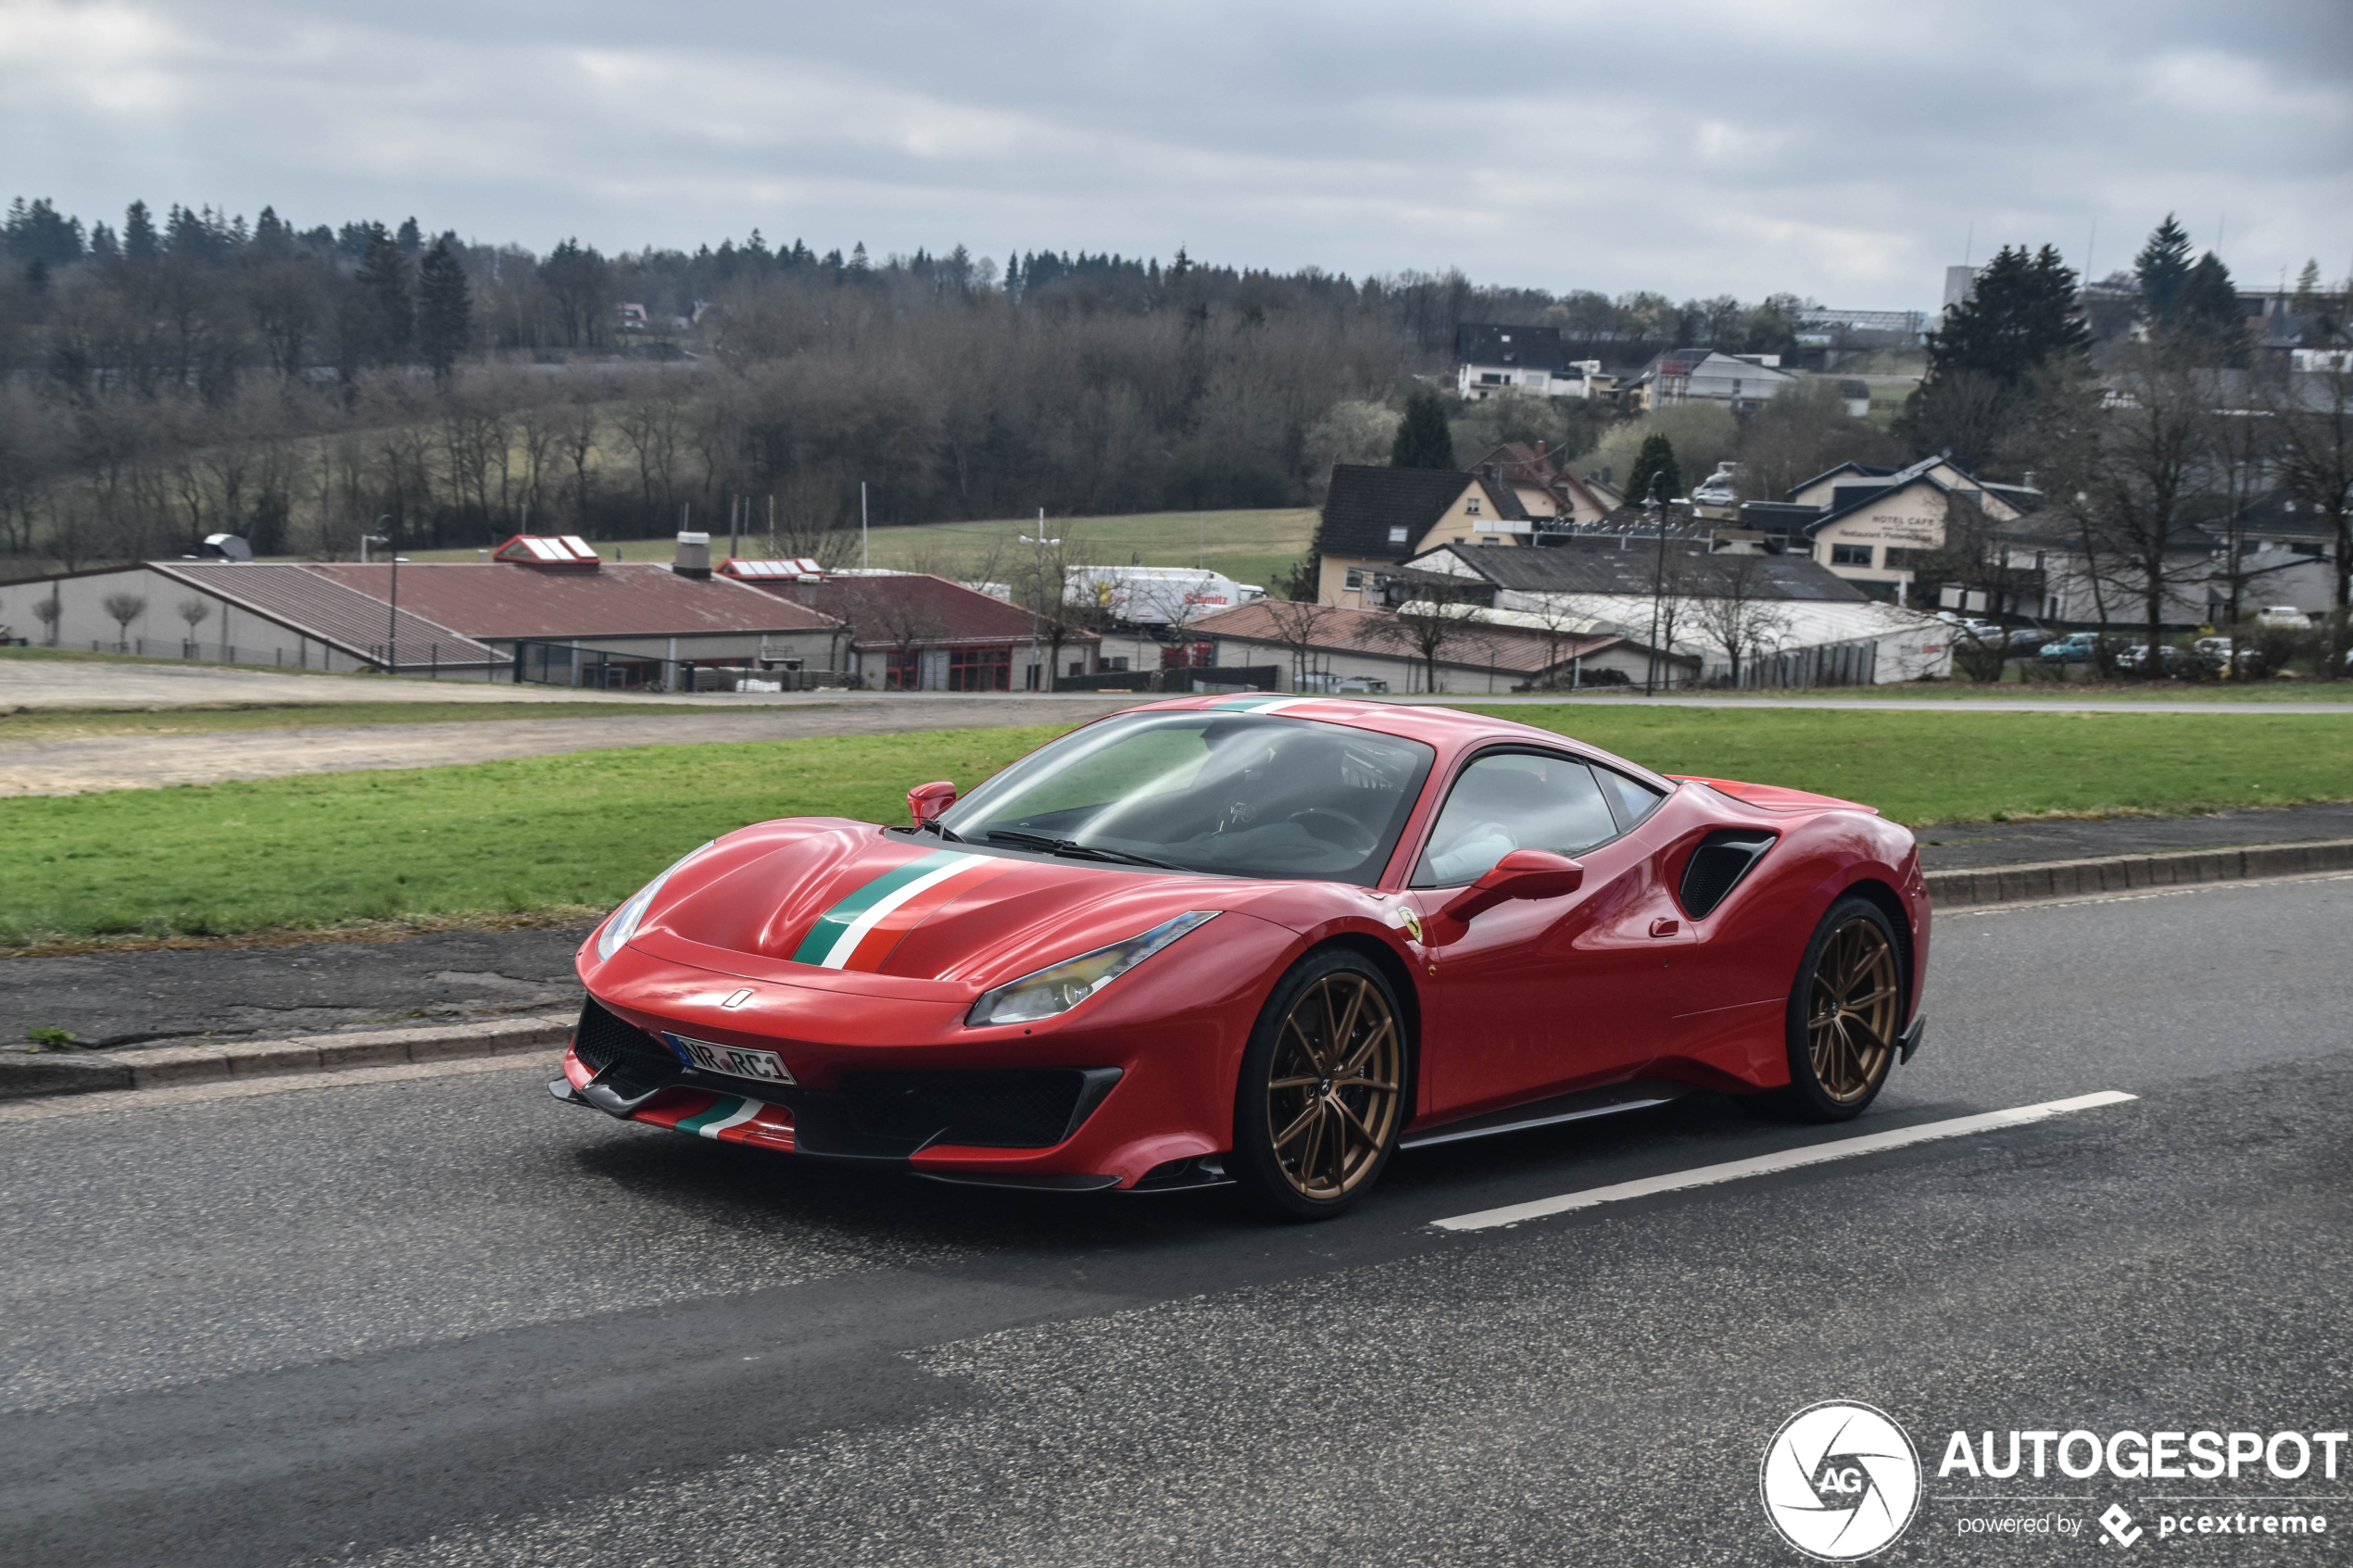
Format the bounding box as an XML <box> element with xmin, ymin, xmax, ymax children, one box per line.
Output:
<box><xmin>552</xmin><ymin>972</ymin><xmax>1249</xmax><ymax>1191</ymax></box>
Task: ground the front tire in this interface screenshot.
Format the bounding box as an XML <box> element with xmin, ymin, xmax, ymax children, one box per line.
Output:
<box><xmin>1229</xmin><ymin>949</ymin><xmax>1406</xmax><ymax>1221</ymax></box>
<box><xmin>1778</xmin><ymin>897</ymin><xmax>1905</xmax><ymax>1121</ymax></box>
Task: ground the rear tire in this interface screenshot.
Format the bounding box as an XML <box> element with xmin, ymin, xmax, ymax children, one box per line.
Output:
<box><xmin>1228</xmin><ymin>949</ymin><xmax>1406</xmax><ymax>1221</ymax></box>
<box><xmin>1774</xmin><ymin>896</ymin><xmax>1905</xmax><ymax>1122</ymax></box>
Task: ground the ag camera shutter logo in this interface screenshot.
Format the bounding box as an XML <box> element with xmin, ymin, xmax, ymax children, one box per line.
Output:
<box><xmin>1760</xmin><ymin>1400</ymin><xmax>1922</xmax><ymax>1560</ymax></box>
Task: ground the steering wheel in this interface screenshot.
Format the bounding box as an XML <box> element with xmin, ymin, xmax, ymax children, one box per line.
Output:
<box><xmin>1289</xmin><ymin>808</ymin><xmax>1376</xmax><ymax>851</ymax></box>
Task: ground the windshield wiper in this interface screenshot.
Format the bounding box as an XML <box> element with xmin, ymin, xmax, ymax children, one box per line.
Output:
<box><xmin>983</xmin><ymin>829</ymin><xmax>1176</xmax><ymax>870</ymax></box>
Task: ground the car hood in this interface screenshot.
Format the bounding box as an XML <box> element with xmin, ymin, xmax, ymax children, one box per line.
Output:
<box><xmin>626</xmin><ymin>819</ymin><xmax>1275</xmax><ymax>996</ymax></box>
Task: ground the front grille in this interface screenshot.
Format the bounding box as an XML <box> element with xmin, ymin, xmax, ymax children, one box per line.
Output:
<box><xmin>835</xmin><ymin>1069</ymin><xmax>1112</xmax><ymax>1149</ymax></box>
<box><xmin>573</xmin><ymin>996</ymin><xmax>674</xmax><ymax>1076</ymax></box>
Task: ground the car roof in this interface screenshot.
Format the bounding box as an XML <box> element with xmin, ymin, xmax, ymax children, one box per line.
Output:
<box><xmin>1099</xmin><ymin>695</ymin><xmax>1676</xmax><ymax>789</ymax></box>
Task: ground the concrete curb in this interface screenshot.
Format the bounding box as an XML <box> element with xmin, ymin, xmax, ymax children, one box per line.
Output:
<box><xmin>0</xmin><ymin>1012</ymin><xmax>573</xmax><ymax>1103</ymax></box>
<box><xmin>1923</xmin><ymin>838</ymin><xmax>2353</xmax><ymax>908</ymax></box>
<box><xmin>3</xmin><ymin>839</ymin><xmax>2347</xmax><ymax>1106</ymax></box>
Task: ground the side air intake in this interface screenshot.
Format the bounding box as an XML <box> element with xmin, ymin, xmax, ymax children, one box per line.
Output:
<box><xmin>1679</xmin><ymin>830</ymin><xmax>1777</xmax><ymax>920</ymax></box>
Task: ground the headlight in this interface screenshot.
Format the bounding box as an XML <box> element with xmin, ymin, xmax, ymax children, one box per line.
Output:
<box><xmin>595</xmin><ymin>841</ymin><xmax>715</xmax><ymax>961</ymax></box>
<box><xmin>966</xmin><ymin>910</ymin><xmax>1219</xmax><ymax>1027</ymax></box>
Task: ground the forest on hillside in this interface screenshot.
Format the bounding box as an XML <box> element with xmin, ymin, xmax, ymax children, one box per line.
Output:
<box><xmin>0</xmin><ymin>196</ymin><xmax>1814</xmax><ymax>568</ymax></box>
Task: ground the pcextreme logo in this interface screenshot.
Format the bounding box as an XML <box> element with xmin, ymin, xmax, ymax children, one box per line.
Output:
<box><xmin>1761</xmin><ymin>1400</ymin><xmax>1924</xmax><ymax>1561</ymax></box>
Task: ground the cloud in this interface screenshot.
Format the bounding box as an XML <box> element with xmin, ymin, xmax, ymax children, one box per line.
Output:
<box><xmin>2</xmin><ymin>0</ymin><xmax>2347</xmax><ymax>306</ymax></box>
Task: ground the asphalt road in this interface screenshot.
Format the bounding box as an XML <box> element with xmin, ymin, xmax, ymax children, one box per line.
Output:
<box><xmin>2</xmin><ymin>874</ymin><xmax>2348</xmax><ymax>1566</ymax></box>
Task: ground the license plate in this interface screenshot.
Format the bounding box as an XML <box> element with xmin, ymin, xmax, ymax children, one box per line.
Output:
<box><xmin>665</xmin><ymin>1034</ymin><xmax>797</xmax><ymax>1085</ymax></box>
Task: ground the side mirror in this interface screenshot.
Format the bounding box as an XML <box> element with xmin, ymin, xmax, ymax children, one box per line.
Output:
<box><xmin>907</xmin><ymin>780</ymin><xmax>958</xmax><ymax>826</ymax></box>
<box><xmin>1438</xmin><ymin>849</ymin><xmax>1584</xmax><ymax>927</ymax></box>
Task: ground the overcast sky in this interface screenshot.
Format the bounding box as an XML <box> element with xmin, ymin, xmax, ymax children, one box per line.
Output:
<box><xmin>5</xmin><ymin>0</ymin><xmax>2349</xmax><ymax>309</ymax></box>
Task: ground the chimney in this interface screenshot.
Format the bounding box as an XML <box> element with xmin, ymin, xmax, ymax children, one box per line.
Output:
<box><xmin>673</xmin><ymin>531</ymin><xmax>711</xmax><ymax>580</ymax></box>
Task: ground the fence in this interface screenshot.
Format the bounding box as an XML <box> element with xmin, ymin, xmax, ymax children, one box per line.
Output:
<box><xmin>78</xmin><ymin>637</ymin><xmax>498</xmax><ymax>678</ymax></box>
<box><xmin>1705</xmin><ymin>637</ymin><xmax>1880</xmax><ymax>689</ymax></box>
<box><xmin>508</xmin><ymin>640</ymin><xmax>849</xmax><ymax>692</ymax></box>
<box><xmin>1056</xmin><ymin>666</ymin><xmax>1281</xmax><ymax>695</ymax></box>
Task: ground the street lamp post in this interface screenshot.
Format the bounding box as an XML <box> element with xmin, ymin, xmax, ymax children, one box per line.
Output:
<box><xmin>361</xmin><ymin>525</ymin><xmax>393</xmax><ymax>672</ymax></box>
<box><xmin>1021</xmin><ymin>510</ymin><xmax>1060</xmax><ymax>693</ymax></box>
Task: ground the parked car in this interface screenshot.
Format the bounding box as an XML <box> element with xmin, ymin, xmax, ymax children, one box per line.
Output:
<box><xmin>2039</xmin><ymin>632</ymin><xmax>2106</xmax><ymax>663</ymax></box>
<box><xmin>2193</xmin><ymin>637</ymin><xmax>2264</xmax><ymax>675</ymax></box>
<box><xmin>2004</xmin><ymin>626</ymin><xmax>2056</xmax><ymax>652</ymax></box>
<box><xmin>553</xmin><ymin>698</ymin><xmax>1930</xmax><ymax>1218</ymax></box>
<box><xmin>2114</xmin><ymin>643</ymin><xmax>2189</xmax><ymax>672</ymax></box>
<box><xmin>2256</xmin><ymin>606</ymin><xmax>2313</xmax><ymax>630</ymax></box>
<box><xmin>1691</xmin><ymin>463</ymin><xmax>1740</xmax><ymax>508</ymax></box>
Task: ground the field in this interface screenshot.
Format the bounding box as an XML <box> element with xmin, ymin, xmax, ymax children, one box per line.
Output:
<box><xmin>390</xmin><ymin>506</ymin><xmax>1317</xmax><ymax>593</ymax></box>
<box><xmin>3</xmin><ymin>707</ymin><xmax>2348</xmax><ymax>947</ymax></box>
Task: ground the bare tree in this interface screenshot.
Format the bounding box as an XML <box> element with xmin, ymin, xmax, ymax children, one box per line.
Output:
<box><xmin>1686</xmin><ymin>552</ymin><xmax>1793</xmax><ymax>686</ymax></box>
<box><xmin>1258</xmin><ymin>594</ymin><xmax>1339</xmax><ymax>692</ymax></box>
<box><xmin>2263</xmin><ymin>353</ymin><xmax>2353</xmax><ymax>675</ymax></box>
<box><xmin>31</xmin><ymin>593</ymin><xmax>60</xmax><ymax>645</ymax></box>
<box><xmin>101</xmin><ymin>591</ymin><xmax>146</xmax><ymax>649</ymax></box>
<box><xmin>175</xmin><ymin>596</ymin><xmax>211</xmax><ymax>654</ymax></box>
<box><xmin>1384</xmin><ymin>582</ymin><xmax>1489</xmax><ymax>694</ymax></box>
<box><xmin>2065</xmin><ymin>357</ymin><xmax>2217</xmax><ymax>676</ymax></box>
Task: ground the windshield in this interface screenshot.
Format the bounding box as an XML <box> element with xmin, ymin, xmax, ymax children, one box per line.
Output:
<box><xmin>937</xmin><ymin>712</ymin><xmax>1436</xmax><ymax>884</ymax></box>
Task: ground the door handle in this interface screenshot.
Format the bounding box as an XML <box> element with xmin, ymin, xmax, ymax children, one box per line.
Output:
<box><xmin>1648</xmin><ymin>917</ymin><xmax>1680</xmax><ymax>937</ymax></box>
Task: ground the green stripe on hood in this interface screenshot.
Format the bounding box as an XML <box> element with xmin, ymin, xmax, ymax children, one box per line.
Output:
<box><xmin>788</xmin><ymin>849</ymin><xmax>967</xmax><ymax>965</ymax></box>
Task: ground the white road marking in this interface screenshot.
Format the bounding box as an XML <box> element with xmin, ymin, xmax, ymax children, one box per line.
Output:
<box><xmin>1429</xmin><ymin>1090</ymin><xmax>2138</xmax><ymax>1233</ymax></box>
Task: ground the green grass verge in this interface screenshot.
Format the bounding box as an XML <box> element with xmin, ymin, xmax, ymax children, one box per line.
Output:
<box><xmin>0</xmin><ymin>701</ymin><xmax>759</xmax><ymax>744</ymax></box>
<box><xmin>2</xmin><ymin>708</ymin><xmax>2346</xmax><ymax>945</ymax></box>
<box><xmin>1479</xmin><ymin>707</ymin><xmax>2353</xmax><ymax>825</ymax></box>
<box><xmin>0</xmin><ymin>726</ymin><xmax>1067</xmax><ymax>946</ymax></box>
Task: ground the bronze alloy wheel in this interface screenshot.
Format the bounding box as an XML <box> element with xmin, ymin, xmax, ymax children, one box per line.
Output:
<box><xmin>1265</xmin><ymin>971</ymin><xmax>1403</xmax><ymax>1201</ymax></box>
<box><xmin>1806</xmin><ymin>916</ymin><xmax>1900</xmax><ymax>1103</ymax></box>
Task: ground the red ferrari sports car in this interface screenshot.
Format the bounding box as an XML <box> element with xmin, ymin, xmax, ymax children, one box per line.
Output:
<box><xmin>554</xmin><ymin>696</ymin><xmax>1929</xmax><ymax>1218</ymax></box>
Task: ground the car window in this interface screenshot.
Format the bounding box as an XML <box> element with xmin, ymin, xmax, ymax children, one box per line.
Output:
<box><xmin>1411</xmin><ymin>751</ymin><xmax>1620</xmax><ymax>887</ymax></box>
<box><xmin>1593</xmin><ymin>765</ymin><xmax>1667</xmax><ymax>831</ymax></box>
<box><xmin>937</xmin><ymin>712</ymin><xmax>1435</xmax><ymax>884</ymax></box>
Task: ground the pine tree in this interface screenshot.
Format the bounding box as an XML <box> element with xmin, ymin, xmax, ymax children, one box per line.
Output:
<box><xmin>1623</xmin><ymin>433</ymin><xmax>1681</xmax><ymax>508</ymax></box>
<box><xmin>354</xmin><ymin>224</ymin><xmax>413</xmax><ymax>365</ymax></box>
<box><xmin>395</xmin><ymin>216</ymin><xmax>422</xmax><ymax>255</ymax></box>
<box><xmin>1390</xmin><ymin>389</ymin><xmax>1456</xmax><ymax>469</ymax></box>
<box><xmin>416</xmin><ymin>238</ymin><xmax>472</xmax><ymax>380</ymax></box>
<box><xmin>2293</xmin><ymin>259</ymin><xmax>2322</xmax><ymax>312</ymax></box>
<box><xmin>123</xmin><ymin>200</ymin><xmax>157</xmax><ymax>261</ymax></box>
<box><xmin>2134</xmin><ymin>215</ymin><xmax>2194</xmax><ymax>326</ymax></box>
<box><xmin>1923</xmin><ymin>245</ymin><xmax>2090</xmax><ymax>386</ymax></box>
<box><xmin>2175</xmin><ymin>252</ymin><xmax>2247</xmax><ymax>366</ymax></box>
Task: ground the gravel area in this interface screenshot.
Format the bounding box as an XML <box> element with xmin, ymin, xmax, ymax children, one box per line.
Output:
<box><xmin>0</xmin><ymin>698</ymin><xmax>1131</xmax><ymax>795</ymax></box>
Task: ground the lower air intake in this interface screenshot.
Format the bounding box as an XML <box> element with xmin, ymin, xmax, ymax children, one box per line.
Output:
<box><xmin>573</xmin><ymin>996</ymin><xmax>674</xmax><ymax>1076</ymax></box>
<box><xmin>835</xmin><ymin>1068</ymin><xmax>1118</xmax><ymax>1149</ymax></box>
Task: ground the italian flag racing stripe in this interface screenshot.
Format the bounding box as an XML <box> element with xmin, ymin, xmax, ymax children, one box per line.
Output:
<box><xmin>789</xmin><ymin>849</ymin><xmax>1002</xmax><ymax>970</ymax></box>
<box><xmin>835</xmin><ymin>856</ymin><xmax>1013</xmax><ymax>972</ymax></box>
<box><xmin>628</xmin><ymin>1092</ymin><xmax>795</xmax><ymax>1149</ymax></box>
